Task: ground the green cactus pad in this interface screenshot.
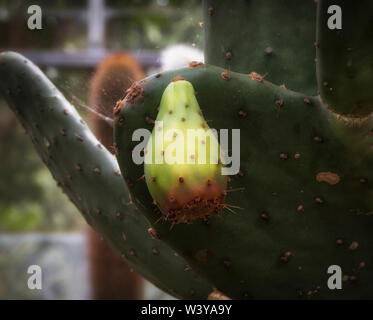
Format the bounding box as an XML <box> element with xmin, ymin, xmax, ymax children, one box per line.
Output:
<box><xmin>203</xmin><ymin>0</ymin><xmax>318</xmax><ymax>95</ymax></box>
<box><xmin>0</xmin><ymin>51</ymin><xmax>213</xmax><ymax>299</ymax></box>
<box><xmin>116</xmin><ymin>64</ymin><xmax>373</xmax><ymax>299</ymax></box>
<box><xmin>316</xmin><ymin>0</ymin><xmax>373</xmax><ymax>117</ymax></box>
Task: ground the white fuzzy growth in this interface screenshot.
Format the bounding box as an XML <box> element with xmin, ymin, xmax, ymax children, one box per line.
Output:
<box><xmin>160</xmin><ymin>44</ymin><xmax>204</xmax><ymax>71</ymax></box>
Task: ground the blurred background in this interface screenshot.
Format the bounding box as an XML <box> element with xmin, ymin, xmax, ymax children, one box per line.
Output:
<box><xmin>0</xmin><ymin>0</ymin><xmax>203</xmax><ymax>299</ymax></box>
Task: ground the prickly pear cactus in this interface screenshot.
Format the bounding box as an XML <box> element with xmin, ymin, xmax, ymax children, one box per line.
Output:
<box><xmin>1</xmin><ymin>0</ymin><xmax>373</xmax><ymax>300</ymax></box>
<box><xmin>114</xmin><ymin>0</ymin><xmax>373</xmax><ymax>299</ymax></box>
<box><xmin>0</xmin><ymin>51</ymin><xmax>212</xmax><ymax>299</ymax></box>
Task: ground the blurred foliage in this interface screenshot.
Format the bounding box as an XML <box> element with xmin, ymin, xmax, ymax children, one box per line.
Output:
<box><xmin>0</xmin><ymin>0</ymin><xmax>202</xmax><ymax>232</ymax></box>
<box><xmin>107</xmin><ymin>1</ymin><xmax>202</xmax><ymax>50</ymax></box>
<box><xmin>0</xmin><ymin>0</ymin><xmax>203</xmax><ymax>50</ymax></box>
<box><xmin>0</xmin><ymin>204</ymin><xmax>43</xmax><ymax>231</ymax></box>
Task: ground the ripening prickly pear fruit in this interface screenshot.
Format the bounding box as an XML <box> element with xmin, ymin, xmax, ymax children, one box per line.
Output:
<box><xmin>144</xmin><ymin>79</ymin><xmax>227</xmax><ymax>224</ymax></box>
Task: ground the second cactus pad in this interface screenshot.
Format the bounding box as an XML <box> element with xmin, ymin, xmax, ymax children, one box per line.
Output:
<box><xmin>115</xmin><ymin>65</ymin><xmax>373</xmax><ymax>299</ymax></box>
<box><xmin>144</xmin><ymin>79</ymin><xmax>227</xmax><ymax>224</ymax></box>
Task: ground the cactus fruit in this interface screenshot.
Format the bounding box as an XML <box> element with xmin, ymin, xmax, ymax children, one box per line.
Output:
<box><xmin>0</xmin><ymin>51</ymin><xmax>212</xmax><ymax>299</ymax></box>
<box><xmin>144</xmin><ymin>79</ymin><xmax>227</xmax><ymax>224</ymax></box>
<box><xmin>2</xmin><ymin>0</ymin><xmax>373</xmax><ymax>300</ymax></box>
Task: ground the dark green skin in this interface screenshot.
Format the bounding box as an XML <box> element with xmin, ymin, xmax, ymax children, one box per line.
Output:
<box><xmin>0</xmin><ymin>52</ymin><xmax>213</xmax><ymax>299</ymax></box>
<box><xmin>204</xmin><ymin>0</ymin><xmax>317</xmax><ymax>95</ymax></box>
<box><xmin>116</xmin><ymin>65</ymin><xmax>373</xmax><ymax>299</ymax></box>
<box><xmin>316</xmin><ymin>0</ymin><xmax>373</xmax><ymax>117</ymax></box>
